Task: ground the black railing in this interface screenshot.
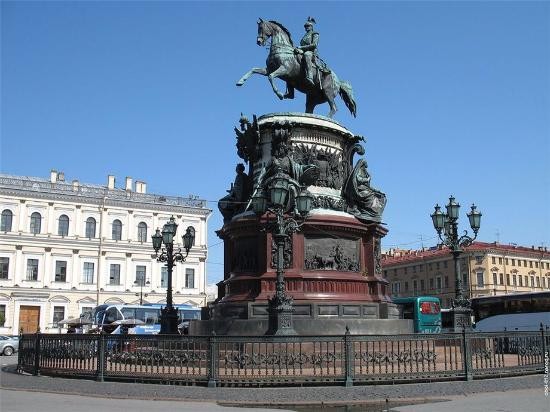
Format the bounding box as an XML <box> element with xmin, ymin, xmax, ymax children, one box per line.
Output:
<box><xmin>17</xmin><ymin>328</ymin><xmax>549</xmax><ymax>387</ymax></box>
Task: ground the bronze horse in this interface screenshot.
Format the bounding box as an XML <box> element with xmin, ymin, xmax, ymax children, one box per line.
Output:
<box><xmin>236</xmin><ymin>19</ymin><xmax>357</xmax><ymax>118</ymax></box>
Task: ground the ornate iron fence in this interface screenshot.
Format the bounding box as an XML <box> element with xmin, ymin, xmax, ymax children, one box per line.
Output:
<box><xmin>17</xmin><ymin>328</ymin><xmax>548</xmax><ymax>387</ymax></box>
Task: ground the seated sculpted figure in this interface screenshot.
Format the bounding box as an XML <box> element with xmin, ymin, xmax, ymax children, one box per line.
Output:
<box><xmin>218</xmin><ymin>163</ymin><xmax>251</xmax><ymax>223</ymax></box>
<box><xmin>344</xmin><ymin>159</ymin><xmax>387</xmax><ymax>223</ymax></box>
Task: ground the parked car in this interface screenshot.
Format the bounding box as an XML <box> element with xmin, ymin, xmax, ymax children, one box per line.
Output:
<box><xmin>0</xmin><ymin>335</ymin><xmax>19</xmax><ymax>356</ymax></box>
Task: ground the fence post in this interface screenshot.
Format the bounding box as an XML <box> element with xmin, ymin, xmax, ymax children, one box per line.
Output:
<box><xmin>462</xmin><ymin>326</ymin><xmax>473</xmax><ymax>381</ymax></box>
<box><xmin>33</xmin><ymin>328</ymin><xmax>41</xmax><ymax>376</ymax></box>
<box><xmin>97</xmin><ymin>332</ymin><xmax>106</xmax><ymax>382</ymax></box>
<box><xmin>207</xmin><ymin>331</ymin><xmax>218</xmax><ymax>388</ymax></box>
<box><xmin>344</xmin><ymin>326</ymin><xmax>353</xmax><ymax>387</ymax></box>
<box><xmin>16</xmin><ymin>329</ymin><xmax>23</xmax><ymax>373</ymax></box>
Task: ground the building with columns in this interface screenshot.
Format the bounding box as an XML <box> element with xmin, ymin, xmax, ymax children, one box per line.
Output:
<box><xmin>382</xmin><ymin>242</ymin><xmax>550</xmax><ymax>308</ymax></box>
<box><xmin>0</xmin><ymin>171</ymin><xmax>211</xmax><ymax>334</ymax></box>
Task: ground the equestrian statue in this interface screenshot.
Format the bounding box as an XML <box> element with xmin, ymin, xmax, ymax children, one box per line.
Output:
<box><xmin>236</xmin><ymin>17</ymin><xmax>357</xmax><ymax>118</ymax></box>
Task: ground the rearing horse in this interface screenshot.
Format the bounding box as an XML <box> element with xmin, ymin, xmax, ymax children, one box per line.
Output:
<box><xmin>236</xmin><ymin>19</ymin><xmax>357</xmax><ymax>118</ymax></box>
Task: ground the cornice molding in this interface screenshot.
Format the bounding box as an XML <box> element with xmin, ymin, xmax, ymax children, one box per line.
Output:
<box><xmin>0</xmin><ymin>187</ymin><xmax>211</xmax><ymax>217</ymax></box>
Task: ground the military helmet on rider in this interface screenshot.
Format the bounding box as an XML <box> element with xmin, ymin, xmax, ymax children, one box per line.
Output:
<box><xmin>304</xmin><ymin>16</ymin><xmax>316</xmax><ymax>28</ymax></box>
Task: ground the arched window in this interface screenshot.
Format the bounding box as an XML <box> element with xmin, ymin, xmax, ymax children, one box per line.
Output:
<box><xmin>85</xmin><ymin>217</ymin><xmax>96</xmax><ymax>238</ymax></box>
<box><xmin>1</xmin><ymin>209</ymin><xmax>13</xmax><ymax>232</ymax></box>
<box><xmin>137</xmin><ymin>222</ymin><xmax>147</xmax><ymax>243</ymax></box>
<box><xmin>112</xmin><ymin>219</ymin><xmax>122</xmax><ymax>240</ymax></box>
<box><xmin>30</xmin><ymin>212</ymin><xmax>41</xmax><ymax>234</ymax></box>
<box><xmin>58</xmin><ymin>214</ymin><xmax>69</xmax><ymax>236</ymax></box>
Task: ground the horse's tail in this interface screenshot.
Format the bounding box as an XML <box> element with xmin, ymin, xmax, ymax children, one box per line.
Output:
<box><xmin>339</xmin><ymin>81</ymin><xmax>357</xmax><ymax>118</ymax></box>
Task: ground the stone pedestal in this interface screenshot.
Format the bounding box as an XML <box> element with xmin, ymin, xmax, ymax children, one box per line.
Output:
<box><xmin>194</xmin><ymin>113</ymin><xmax>412</xmax><ymax>335</ymax></box>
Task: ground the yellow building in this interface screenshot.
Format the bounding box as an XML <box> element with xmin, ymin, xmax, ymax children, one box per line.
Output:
<box><xmin>382</xmin><ymin>242</ymin><xmax>550</xmax><ymax>308</ymax></box>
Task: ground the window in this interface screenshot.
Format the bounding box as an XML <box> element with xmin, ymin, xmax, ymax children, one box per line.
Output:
<box><xmin>55</xmin><ymin>261</ymin><xmax>67</xmax><ymax>282</ymax></box>
<box><xmin>419</xmin><ymin>264</ymin><xmax>423</xmax><ymax>272</ymax></box>
<box><xmin>535</xmin><ymin>262</ymin><xmax>539</xmax><ymax>269</ymax></box>
<box><xmin>498</xmin><ymin>257</ymin><xmax>502</xmax><ymax>264</ymax></box>
<box><xmin>420</xmin><ymin>279</ymin><xmax>425</xmax><ymax>291</ymax></box>
<box><xmin>1</xmin><ymin>209</ymin><xmax>13</xmax><ymax>231</ymax></box>
<box><xmin>30</xmin><ymin>212</ymin><xmax>41</xmax><ymax>234</ymax></box>
<box><xmin>412</xmin><ymin>266</ymin><xmax>416</xmax><ymax>273</ymax></box>
<box><xmin>58</xmin><ymin>214</ymin><xmax>69</xmax><ymax>236</ymax></box>
<box><xmin>506</xmin><ymin>273</ymin><xmax>510</xmax><ymax>286</ymax></box>
<box><xmin>530</xmin><ymin>261</ymin><xmax>533</xmax><ymax>268</ymax></box>
<box><xmin>475</xmin><ymin>256</ymin><xmax>483</xmax><ymax>265</ymax></box>
<box><xmin>185</xmin><ymin>268</ymin><xmax>195</xmax><ymax>288</ymax></box>
<box><xmin>82</xmin><ymin>262</ymin><xmax>94</xmax><ymax>284</ymax></box>
<box><xmin>531</xmin><ymin>276</ymin><xmax>535</xmax><ymax>287</ymax></box>
<box><xmin>513</xmin><ymin>274</ymin><xmax>517</xmax><ymax>286</ymax></box>
<box><xmin>85</xmin><ymin>217</ymin><xmax>96</xmax><ymax>238</ymax></box>
<box><xmin>444</xmin><ymin>261</ymin><xmax>448</xmax><ymax>269</ymax></box>
<box><xmin>429</xmin><ymin>278</ymin><xmax>434</xmax><ymax>290</ymax></box>
<box><xmin>436</xmin><ymin>276</ymin><xmax>442</xmax><ymax>291</ymax></box>
<box><xmin>413</xmin><ymin>280</ymin><xmax>418</xmax><ymax>294</ymax></box>
<box><xmin>444</xmin><ymin>276</ymin><xmax>449</xmax><ymax>288</ymax></box>
<box><xmin>0</xmin><ymin>304</ymin><xmax>5</xmax><ymax>326</ymax></box>
<box><xmin>53</xmin><ymin>306</ymin><xmax>65</xmax><ymax>325</ymax></box>
<box><xmin>137</xmin><ymin>222</ymin><xmax>147</xmax><ymax>242</ymax></box>
<box><xmin>392</xmin><ymin>282</ymin><xmax>401</xmax><ymax>294</ymax></box>
<box><xmin>511</xmin><ymin>259</ymin><xmax>515</xmax><ymax>266</ymax></box>
<box><xmin>491</xmin><ymin>257</ymin><xmax>496</xmax><ymax>264</ymax></box>
<box><xmin>492</xmin><ymin>272</ymin><xmax>497</xmax><ymax>286</ymax></box>
<box><xmin>161</xmin><ymin>266</ymin><xmax>168</xmax><ymax>288</ymax></box>
<box><xmin>518</xmin><ymin>260</ymin><xmax>522</xmax><ymax>267</ymax></box>
<box><xmin>404</xmin><ymin>267</ymin><xmax>407</xmax><ymax>274</ymax></box>
<box><xmin>136</xmin><ymin>265</ymin><xmax>146</xmax><ymax>283</ymax></box>
<box><xmin>476</xmin><ymin>272</ymin><xmax>484</xmax><ymax>288</ymax></box>
<box><xmin>436</xmin><ymin>262</ymin><xmax>440</xmax><ymax>270</ymax></box>
<box><xmin>518</xmin><ymin>275</ymin><xmax>523</xmax><ymax>287</ymax></box>
<box><xmin>112</xmin><ymin>219</ymin><xmax>122</xmax><ymax>240</ymax></box>
<box><xmin>81</xmin><ymin>306</ymin><xmax>93</xmax><ymax>317</ymax></box>
<box><xmin>109</xmin><ymin>264</ymin><xmax>121</xmax><ymax>285</ymax></box>
<box><xmin>404</xmin><ymin>281</ymin><xmax>409</xmax><ymax>291</ymax></box>
<box><xmin>536</xmin><ymin>277</ymin><xmax>540</xmax><ymax>287</ymax></box>
<box><xmin>525</xmin><ymin>275</ymin><xmax>529</xmax><ymax>286</ymax></box>
<box><xmin>0</xmin><ymin>257</ymin><xmax>8</xmax><ymax>279</ymax></box>
<box><xmin>26</xmin><ymin>259</ymin><xmax>38</xmax><ymax>280</ymax></box>
<box><xmin>499</xmin><ymin>273</ymin><xmax>504</xmax><ymax>285</ymax></box>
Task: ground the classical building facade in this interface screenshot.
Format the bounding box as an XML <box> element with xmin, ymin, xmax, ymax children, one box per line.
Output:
<box><xmin>0</xmin><ymin>171</ymin><xmax>211</xmax><ymax>334</ymax></box>
<box><xmin>382</xmin><ymin>242</ymin><xmax>550</xmax><ymax>308</ymax></box>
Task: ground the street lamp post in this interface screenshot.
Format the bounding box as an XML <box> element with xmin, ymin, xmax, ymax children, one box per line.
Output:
<box><xmin>152</xmin><ymin>216</ymin><xmax>195</xmax><ymax>334</ymax></box>
<box><xmin>251</xmin><ymin>171</ymin><xmax>313</xmax><ymax>335</ymax></box>
<box><xmin>134</xmin><ymin>278</ymin><xmax>150</xmax><ymax>305</ymax></box>
<box><xmin>431</xmin><ymin>196</ymin><xmax>482</xmax><ymax>331</ymax></box>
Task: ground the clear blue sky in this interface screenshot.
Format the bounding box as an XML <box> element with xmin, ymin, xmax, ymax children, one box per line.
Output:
<box><xmin>1</xmin><ymin>1</ymin><xmax>549</xmax><ymax>285</ymax></box>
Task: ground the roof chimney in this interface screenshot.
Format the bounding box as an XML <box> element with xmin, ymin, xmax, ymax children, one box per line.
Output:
<box><xmin>57</xmin><ymin>172</ymin><xmax>65</xmax><ymax>182</ymax></box>
<box><xmin>125</xmin><ymin>176</ymin><xmax>133</xmax><ymax>191</ymax></box>
<box><xmin>107</xmin><ymin>175</ymin><xmax>115</xmax><ymax>190</ymax></box>
<box><xmin>50</xmin><ymin>169</ymin><xmax>58</xmax><ymax>183</ymax></box>
<box><xmin>72</xmin><ymin>180</ymin><xmax>79</xmax><ymax>191</ymax></box>
<box><xmin>135</xmin><ymin>181</ymin><xmax>147</xmax><ymax>194</ymax></box>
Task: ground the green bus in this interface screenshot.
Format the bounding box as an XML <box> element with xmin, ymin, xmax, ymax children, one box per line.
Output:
<box><xmin>393</xmin><ymin>296</ymin><xmax>442</xmax><ymax>333</ymax></box>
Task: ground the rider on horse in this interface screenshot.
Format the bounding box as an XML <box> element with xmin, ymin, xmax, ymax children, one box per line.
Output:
<box><xmin>294</xmin><ymin>17</ymin><xmax>322</xmax><ymax>87</ymax></box>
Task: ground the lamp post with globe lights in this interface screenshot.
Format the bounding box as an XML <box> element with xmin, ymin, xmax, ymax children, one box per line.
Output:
<box><xmin>134</xmin><ymin>277</ymin><xmax>150</xmax><ymax>305</ymax></box>
<box><xmin>152</xmin><ymin>216</ymin><xmax>195</xmax><ymax>334</ymax></box>
<box><xmin>431</xmin><ymin>196</ymin><xmax>482</xmax><ymax>331</ymax></box>
<box><xmin>251</xmin><ymin>171</ymin><xmax>313</xmax><ymax>335</ymax></box>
